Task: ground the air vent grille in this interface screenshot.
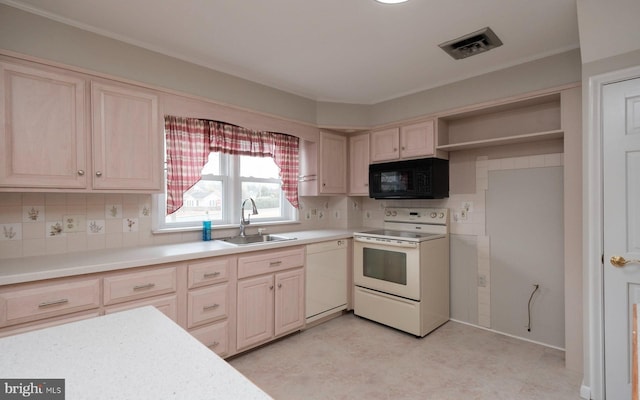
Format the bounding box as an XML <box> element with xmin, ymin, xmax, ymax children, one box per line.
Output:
<box><xmin>439</xmin><ymin>27</ymin><xmax>503</xmax><ymax>60</ymax></box>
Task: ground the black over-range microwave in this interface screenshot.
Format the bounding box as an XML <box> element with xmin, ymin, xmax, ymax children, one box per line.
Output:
<box><xmin>369</xmin><ymin>157</ymin><xmax>449</xmax><ymax>199</ymax></box>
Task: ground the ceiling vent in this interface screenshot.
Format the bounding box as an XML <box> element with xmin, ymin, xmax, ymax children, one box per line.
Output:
<box><xmin>439</xmin><ymin>27</ymin><xmax>503</xmax><ymax>60</ymax></box>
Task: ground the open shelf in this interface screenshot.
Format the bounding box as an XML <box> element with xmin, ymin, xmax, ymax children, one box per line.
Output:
<box><xmin>436</xmin><ymin>129</ymin><xmax>563</xmax><ymax>151</ymax></box>
<box><xmin>436</xmin><ymin>91</ymin><xmax>563</xmax><ymax>153</ymax></box>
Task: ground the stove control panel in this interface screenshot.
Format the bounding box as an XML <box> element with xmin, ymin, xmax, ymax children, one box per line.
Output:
<box><xmin>383</xmin><ymin>207</ymin><xmax>448</xmax><ymax>225</ymax></box>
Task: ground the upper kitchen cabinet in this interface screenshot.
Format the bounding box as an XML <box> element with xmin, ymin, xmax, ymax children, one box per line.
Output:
<box><xmin>369</xmin><ymin>127</ymin><xmax>399</xmax><ymax>162</ymax></box>
<box><xmin>348</xmin><ymin>133</ymin><xmax>369</xmax><ymax>196</ymax></box>
<box><xmin>319</xmin><ymin>131</ymin><xmax>347</xmax><ymax>194</ymax></box>
<box><xmin>298</xmin><ymin>130</ymin><xmax>347</xmax><ymax>196</ymax></box>
<box><xmin>0</xmin><ymin>60</ymin><xmax>89</xmax><ymax>189</ymax></box>
<box><xmin>370</xmin><ymin>119</ymin><xmax>442</xmax><ymax>163</ymax></box>
<box><xmin>91</xmin><ymin>80</ymin><xmax>161</xmax><ymax>191</ymax></box>
<box><xmin>0</xmin><ymin>57</ymin><xmax>162</xmax><ymax>193</ymax></box>
<box><xmin>435</xmin><ymin>91</ymin><xmax>563</xmax><ymax>152</ymax></box>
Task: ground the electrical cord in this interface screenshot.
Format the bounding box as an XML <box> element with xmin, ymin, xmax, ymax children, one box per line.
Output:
<box><xmin>527</xmin><ymin>284</ymin><xmax>540</xmax><ymax>332</ymax></box>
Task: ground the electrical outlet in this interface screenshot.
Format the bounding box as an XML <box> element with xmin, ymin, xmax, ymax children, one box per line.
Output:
<box><xmin>478</xmin><ymin>274</ymin><xmax>487</xmax><ymax>287</ymax></box>
<box><xmin>311</xmin><ymin>208</ymin><xmax>317</xmax><ymax>216</ymax></box>
<box><xmin>460</xmin><ymin>209</ymin><xmax>468</xmax><ymax>221</ymax></box>
<box><xmin>462</xmin><ymin>201</ymin><xmax>473</xmax><ymax>212</ymax></box>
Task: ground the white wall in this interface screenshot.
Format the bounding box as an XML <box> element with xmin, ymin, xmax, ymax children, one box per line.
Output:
<box><xmin>0</xmin><ymin>3</ymin><xmax>582</xmax><ymax>129</ymax></box>
<box><xmin>577</xmin><ymin>0</ymin><xmax>640</xmax><ymax>64</ymax></box>
<box><xmin>487</xmin><ymin>167</ymin><xmax>565</xmax><ymax>348</ymax></box>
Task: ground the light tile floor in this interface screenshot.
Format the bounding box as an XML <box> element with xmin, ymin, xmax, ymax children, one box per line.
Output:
<box><xmin>229</xmin><ymin>313</ymin><xmax>583</xmax><ymax>400</ymax></box>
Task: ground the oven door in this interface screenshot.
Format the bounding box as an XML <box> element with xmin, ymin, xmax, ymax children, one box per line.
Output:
<box><xmin>353</xmin><ymin>237</ymin><xmax>420</xmax><ymax>300</ymax></box>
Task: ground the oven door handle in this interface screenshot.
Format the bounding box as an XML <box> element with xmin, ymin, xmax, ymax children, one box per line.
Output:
<box><xmin>354</xmin><ymin>237</ymin><xmax>419</xmax><ymax>249</ymax></box>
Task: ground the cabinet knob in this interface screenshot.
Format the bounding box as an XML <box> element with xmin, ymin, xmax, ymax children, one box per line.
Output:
<box><xmin>269</xmin><ymin>285</ymin><xmax>274</xmax><ymax>290</ymax></box>
<box><xmin>77</xmin><ymin>170</ymin><xmax>85</xmax><ymax>176</ymax></box>
<box><xmin>322</xmin><ymin>183</ymin><xmax>326</xmax><ymax>187</ymax></box>
<box><xmin>95</xmin><ymin>171</ymin><xmax>103</xmax><ymax>177</ymax></box>
<box><xmin>278</xmin><ymin>283</ymin><xmax>282</xmax><ymax>289</ymax></box>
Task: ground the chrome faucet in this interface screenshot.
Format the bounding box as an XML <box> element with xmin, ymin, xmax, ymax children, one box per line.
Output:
<box><xmin>239</xmin><ymin>198</ymin><xmax>258</xmax><ymax>237</ymax></box>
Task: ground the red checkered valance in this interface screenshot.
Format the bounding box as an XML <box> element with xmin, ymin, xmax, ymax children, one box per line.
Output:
<box><xmin>164</xmin><ymin>115</ymin><xmax>300</xmax><ymax>215</ymax></box>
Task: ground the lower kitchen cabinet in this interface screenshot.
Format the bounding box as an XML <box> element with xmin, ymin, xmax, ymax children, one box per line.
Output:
<box><xmin>104</xmin><ymin>294</ymin><xmax>178</xmax><ymax>322</ymax></box>
<box><xmin>236</xmin><ymin>247</ymin><xmax>305</xmax><ymax>352</ymax></box>
<box><xmin>237</xmin><ymin>275</ymin><xmax>274</xmax><ymax>350</ymax></box>
<box><xmin>274</xmin><ymin>269</ymin><xmax>305</xmax><ymax>336</ymax></box>
<box><xmin>191</xmin><ymin>320</ymin><xmax>229</xmax><ymax>357</ymax></box>
<box><xmin>0</xmin><ymin>277</ymin><xmax>101</xmax><ymax>328</ymax></box>
<box><xmin>186</xmin><ymin>255</ymin><xmax>236</xmax><ymax>357</ymax></box>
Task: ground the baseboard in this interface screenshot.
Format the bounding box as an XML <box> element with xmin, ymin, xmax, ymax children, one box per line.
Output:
<box><xmin>448</xmin><ymin>318</ymin><xmax>565</xmax><ymax>351</ymax></box>
<box><xmin>580</xmin><ymin>383</ymin><xmax>591</xmax><ymax>399</ymax></box>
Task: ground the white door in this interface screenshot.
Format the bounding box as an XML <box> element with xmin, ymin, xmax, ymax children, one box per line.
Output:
<box><xmin>603</xmin><ymin>76</ymin><xmax>640</xmax><ymax>399</ymax></box>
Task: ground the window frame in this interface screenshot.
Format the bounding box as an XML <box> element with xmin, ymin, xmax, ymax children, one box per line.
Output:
<box><xmin>152</xmin><ymin>152</ymin><xmax>298</xmax><ymax>233</ymax></box>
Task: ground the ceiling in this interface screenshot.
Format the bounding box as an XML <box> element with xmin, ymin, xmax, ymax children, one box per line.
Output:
<box><xmin>3</xmin><ymin>0</ymin><xmax>580</xmax><ymax>104</ymax></box>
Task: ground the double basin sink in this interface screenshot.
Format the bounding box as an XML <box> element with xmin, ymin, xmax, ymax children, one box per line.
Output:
<box><xmin>217</xmin><ymin>234</ymin><xmax>295</xmax><ymax>246</ymax></box>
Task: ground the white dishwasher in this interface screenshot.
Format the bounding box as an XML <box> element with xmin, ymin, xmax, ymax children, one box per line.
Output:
<box><xmin>305</xmin><ymin>239</ymin><xmax>348</xmax><ymax>323</ymax></box>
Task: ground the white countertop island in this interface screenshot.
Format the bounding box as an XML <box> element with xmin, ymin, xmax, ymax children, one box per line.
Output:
<box><xmin>0</xmin><ymin>306</ymin><xmax>272</xmax><ymax>399</ymax></box>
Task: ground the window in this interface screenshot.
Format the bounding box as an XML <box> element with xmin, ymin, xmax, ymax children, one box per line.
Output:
<box><xmin>155</xmin><ymin>152</ymin><xmax>297</xmax><ymax>231</ymax></box>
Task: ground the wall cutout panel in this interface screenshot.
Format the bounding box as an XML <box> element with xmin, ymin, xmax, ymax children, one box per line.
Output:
<box><xmin>487</xmin><ymin>166</ymin><xmax>564</xmax><ymax>348</ymax></box>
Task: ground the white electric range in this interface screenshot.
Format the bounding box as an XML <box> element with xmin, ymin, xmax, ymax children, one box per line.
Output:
<box><xmin>353</xmin><ymin>207</ymin><xmax>450</xmax><ymax>337</ymax></box>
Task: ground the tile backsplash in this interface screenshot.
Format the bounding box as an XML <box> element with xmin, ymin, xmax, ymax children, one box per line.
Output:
<box><xmin>0</xmin><ymin>193</ymin><xmax>156</xmax><ymax>258</ymax></box>
<box><xmin>0</xmin><ymin>193</ymin><xmax>362</xmax><ymax>259</ymax></box>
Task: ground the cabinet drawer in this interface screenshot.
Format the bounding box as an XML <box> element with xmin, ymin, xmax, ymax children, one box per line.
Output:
<box><xmin>238</xmin><ymin>247</ymin><xmax>304</xmax><ymax>279</ymax></box>
<box><xmin>188</xmin><ymin>258</ymin><xmax>231</xmax><ymax>289</ymax></box>
<box><xmin>187</xmin><ymin>284</ymin><xmax>228</xmax><ymax>328</ymax></box>
<box><xmin>0</xmin><ymin>278</ymin><xmax>100</xmax><ymax>327</ymax></box>
<box><xmin>103</xmin><ymin>267</ymin><xmax>176</xmax><ymax>305</ymax></box>
<box><xmin>0</xmin><ymin>310</ymin><xmax>100</xmax><ymax>338</ymax></box>
<box><xmin>104</xmin><ymin>295</ymin><xmax>178</xmax><ymax>323</ymax></box>
<box><xmin>190</xmin><ymin>320</ymin><xmax>228</xmax><ymax>357</ymax></box>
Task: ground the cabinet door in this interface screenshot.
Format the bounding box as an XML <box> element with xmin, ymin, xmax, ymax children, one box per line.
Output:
<box><xmin>319</xmin><ymin>131</ymin><xmax>347</xmax><ymax>194</ymax></box>
<box><xmin>0</xmin><ymin>61</ymin><xmax>88</xmax><ymax>188</ymax></box>
<box><xmin>400</xmin><ymin>120</ymin><xmax>435</xmax><ymax>159</ymax></box>
<box><xmin>349</xmin><ymin>133</ymin><xmax>370</xmax><ymax>195</ymax></box>
<box><xmin>274</xmin><ymin>268</ymin><xmax>304</xmax><ymax>337</ymax></box>
<box><xmin>237</xmin><ymin>275</ymin><xmax>274</xmax><ymax>350</ymax></box>
<box><xmin>370</xmin><ymin>128</ymin><xmax>399</xmax><ymax>162</ymax></box>
<box><xmin>91</xmin><ymin>81</ymin><xmax>160</xmax><ymax>191</ymax></box>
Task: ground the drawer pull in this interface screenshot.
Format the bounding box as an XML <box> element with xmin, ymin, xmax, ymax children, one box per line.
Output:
<box><xmin>203</xmin><ymin>303</ymin><xmax>220</xmax><ymax>311</ymax></box>
<box><xmin>133</xmin><ymin>283</ymin><xmax>156</xmax><ymax>291</ymax></box>
<box><xmin>38</xmin><ymin>298</ymin><xmax>69</xmax><ymax>308</ymax></box>
<box><xmin>203</xmin><ymin>272</ymin><xmax>221</xmax><ymax>278</ymax></box>
<box><xmin>269</xmin><ymin>261</ymin><xmax>282</xmax><ymax>267</ymax></box>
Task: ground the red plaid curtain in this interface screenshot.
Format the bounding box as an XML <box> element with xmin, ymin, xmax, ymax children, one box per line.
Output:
<box><xmin>165</xmin><ymin>115</ymin><xmax>300</xmax><ymax>215</ymax></box>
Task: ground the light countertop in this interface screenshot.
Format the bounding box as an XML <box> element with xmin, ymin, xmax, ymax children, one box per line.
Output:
<box><xmin>0</xmin><ymin>306</ymin><xmax>272</xmax><ymax>399</ymax></box>
<box><xmin>0</xmin><ymin>229</ymin><xmax>360</xmax><ymax>286</ymax></box>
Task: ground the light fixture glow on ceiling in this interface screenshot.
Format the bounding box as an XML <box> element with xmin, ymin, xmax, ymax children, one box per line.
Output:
<box><xmin>375</xmin><ymin>0</ymin><xmax>409</xmax><ymax>4</ymax></box>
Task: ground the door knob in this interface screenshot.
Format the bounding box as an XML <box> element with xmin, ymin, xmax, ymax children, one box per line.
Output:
<box><xmin>610</xmin><ymin>255</ymin><xmax>640</xmax><ymax>268</ymax></box>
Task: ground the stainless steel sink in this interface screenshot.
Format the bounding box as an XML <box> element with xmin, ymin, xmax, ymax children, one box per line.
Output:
<box><xmin>218</xmin><ymin>234</ymin><xmax>295</xmax><ymax>246</ymax></box>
